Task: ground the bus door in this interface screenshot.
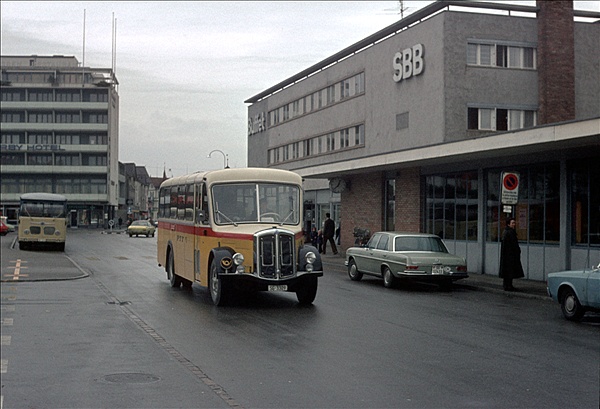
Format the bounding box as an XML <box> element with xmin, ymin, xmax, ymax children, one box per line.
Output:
<box><xmin>194</xmin><ymin>183</ymin><xmax>209</xmax><ymax>284</ymax></box>
<box><xmin>182</xmin><ymin>184</ymin><xmax>195</xmax><ymax>280</ymax></box>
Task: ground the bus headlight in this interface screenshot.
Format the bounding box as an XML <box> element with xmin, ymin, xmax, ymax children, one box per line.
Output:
<box><xmin>305</xmin><ymin>251</ymin><xmax>316</xmax><ymax>265</ymax></box>
<box><xmin>232</xmin><ymin>253</ymin><xmax>244</xmax><ymax>265</ymax></box>
<box><xmin>232</xmin><ymin>253</ymin><xmax>245</xmax><ymax>273</ymax></box>
<box><xmin>24</xmin><ymin>229</ymin><xmax>30</xmax><ymax>235</ymax></box>
<box><xmin>55</xmin><ymin>230</ymin><xmax>61</xmax><ymax>236</ymax></box>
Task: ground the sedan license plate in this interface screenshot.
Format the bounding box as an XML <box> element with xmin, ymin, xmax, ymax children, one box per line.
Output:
<box><xmin>268</xmin><ymin>285</ymin><xmax>288</xmax><ymax>292</ymax></box>
<box><xmin>432</xmin><ymin>265</ymin><xmax>444</xmax><ymax>274</ymax></box>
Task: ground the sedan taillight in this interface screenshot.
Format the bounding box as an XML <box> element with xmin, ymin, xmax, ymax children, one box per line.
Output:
<box><xmin>457</xmin><ymin>265</ymin><xmax>467</xmax><ymax>272</ymax></box>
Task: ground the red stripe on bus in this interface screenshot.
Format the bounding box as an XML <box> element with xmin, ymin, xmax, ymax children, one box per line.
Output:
<box><xmin>157</xmin><ymin>221</ymin><xmax>304</xmax><ymax>241</ymax></box>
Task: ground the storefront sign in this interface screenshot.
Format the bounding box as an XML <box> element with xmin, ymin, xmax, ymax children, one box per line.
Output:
<box><xmin>248</xmin><ymin>112</ymin><xmax>266</xmax><ymax>136</ymax></box>
<box><xmin>501</xmin><ymin>171</ymin><xmax>520</xmax><ymax>205</ymax></box>
<box><xmin>0</xmin><ymin>144</ymin><xmax>66</xmax><ymax>151</ymax></box>
<box><xmin>393</xmin><ymin>44</ymin><xmax>424</xmax><ymax>83</ymax></box>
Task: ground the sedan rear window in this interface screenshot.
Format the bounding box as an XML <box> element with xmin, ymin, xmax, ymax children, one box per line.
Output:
<box><xmin>394</xmin><ymin>237</ymin><xmax>448</xmax><ymax>253</ymax></box>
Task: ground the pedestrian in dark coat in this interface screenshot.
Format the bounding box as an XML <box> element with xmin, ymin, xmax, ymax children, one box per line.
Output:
<box><xmin>499</xmin><ymin>217</ymin><xmax>524</xmax><ymax>291</ymax></box>
<box><xmin>322</xmin><ymin>213</ymin><xmax>338</xmax><ymax>255</ymax></box>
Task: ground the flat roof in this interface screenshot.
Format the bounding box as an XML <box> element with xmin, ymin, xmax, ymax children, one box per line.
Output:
<box><xmin>245</xmin><ymin>0</ymin><xmax>600</xmax><ymax>104</ymax></box>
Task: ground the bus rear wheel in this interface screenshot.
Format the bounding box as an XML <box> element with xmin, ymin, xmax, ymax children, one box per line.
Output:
<box><xmin>167</xmin><ymin>251</ymin><xmax>182</xmax><ymax>288</ymax></box>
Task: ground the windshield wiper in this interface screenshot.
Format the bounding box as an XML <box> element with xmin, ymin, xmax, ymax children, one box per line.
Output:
<box><xmin>279</xmin><ymin>210</ymin><xmax>295</xmax><ymax>226</ymax></box>
<box><xmin>216</xmin><ymin>210</ymin><xmax>238</xmax><ymax>226</ymax></box>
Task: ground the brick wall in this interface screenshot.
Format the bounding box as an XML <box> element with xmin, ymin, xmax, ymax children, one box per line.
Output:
<box><xmin>537</xmin><ymin>0</ymin><xmax>575</xmax><ymax>124</ymax></box>
<box><xmin>395</xmin><ymin>167</ymin><xmax>422</xmax><ymax>232</ymax></box>
<box><xmin>340</xmin><ymin>172</ymin><xmax>383</xmax><ymax>251</ymax></box>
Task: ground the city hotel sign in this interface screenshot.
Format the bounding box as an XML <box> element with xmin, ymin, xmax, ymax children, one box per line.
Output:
<box><xmin>393</xmin><ymin>44</ymin><xmax>424</xmax><ymax>83</ymax></box>
<box><xmin>0</xmin><ymin>144</ymin><xmax>66</xmax><ymax>151</ymax></box>
<box><xmin>248</xmin><ymin>111</ymin><xmax>266</xmax><ymax>136</ymax></box>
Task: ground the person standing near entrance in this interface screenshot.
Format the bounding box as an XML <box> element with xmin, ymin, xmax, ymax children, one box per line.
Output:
<box><xmin>499</xmin><ymin>217</ymin><xmax>524</xmax><ymax>291</ymax></box>
<box><xmin>322</xmin><ymin>213</ymin><xmax>338</xmax><ymax>255</ymax></box>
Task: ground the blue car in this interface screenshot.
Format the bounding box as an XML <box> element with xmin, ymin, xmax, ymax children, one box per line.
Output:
<box><xmin>547</xmin><ymin>263</ymin><xmax>600</xmax><ymax>321</ymax></box>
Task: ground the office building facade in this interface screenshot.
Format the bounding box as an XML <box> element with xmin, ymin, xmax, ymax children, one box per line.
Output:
<box><xmin>246</xmin><ymin>1</ymin><xmax>600</xmax><ymax>281</ymax></box>
<box><xmin>1</xmin><ymin>55</ymin><xmax>119</xmax><ymax>228</ymax></box>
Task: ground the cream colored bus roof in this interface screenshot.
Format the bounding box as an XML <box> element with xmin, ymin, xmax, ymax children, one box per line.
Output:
<box><xmin>161</xmin><ymin>167</ymin><xmax>302</xmax><ymax>188</ymax></box>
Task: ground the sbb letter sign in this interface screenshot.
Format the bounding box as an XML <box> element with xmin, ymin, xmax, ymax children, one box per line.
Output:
<box><xmin>393</xmin><ymin>44</ymin><xmax>424</xmax><ymax>83</ymax></box>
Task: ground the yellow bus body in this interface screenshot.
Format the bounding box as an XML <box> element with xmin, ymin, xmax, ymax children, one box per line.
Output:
<box><xmin>18</xmin><ymin>193</ymin><xmax>68</xmax><ymax>251</ymax></box>
<box><xmin>157</xmin><ymin>167</ymin><xmax>323</xmax><ymax>306</ymax></box>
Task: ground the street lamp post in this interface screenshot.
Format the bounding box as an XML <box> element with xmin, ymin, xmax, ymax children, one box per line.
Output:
<box><xmin>207</xmin><ymin>149</ymin><xmax>229</xmax><ymax>169</ymax></box>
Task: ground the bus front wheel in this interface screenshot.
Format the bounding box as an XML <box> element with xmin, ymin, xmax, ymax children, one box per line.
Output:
<box><xmin>296</xmin><ymin>276</ymin><xmax>318</xmax><ymax>305</ymax></box>
<box><xmin>210</xmin><ymin>261</ymin><xmax>229</xmax><ymax>306</ymax></box>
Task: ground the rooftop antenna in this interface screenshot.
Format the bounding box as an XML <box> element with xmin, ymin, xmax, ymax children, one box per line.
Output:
<box><xmin>82</xmin><ymin>9</ymin><xmax>86</xmax><ymax>86</ymax></box>
<box><xmin>112</xmin><ymin>13</ymin><xmax>117</xmax><ymax>77</ymax></box>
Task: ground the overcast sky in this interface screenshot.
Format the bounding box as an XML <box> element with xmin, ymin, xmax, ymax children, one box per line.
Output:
<box><xmin>2</xmin><ymin>1</ymin><xmax>598</xmax><ymax>177</ymax></box>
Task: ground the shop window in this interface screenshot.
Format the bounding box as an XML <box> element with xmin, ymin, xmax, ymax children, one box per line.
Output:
<box><xmin>486</xmin><ymin>164</ymin><xmax>559</xmax><ymax>244</ymax></box>
<box><xmin>426</xmin><ymin>172</ymin><xmax>478</xmax><ymax>241</ymax></box>
<box><xmin>571</xmin><ymin>159</ymin><xmax>600</xmax><ymax>246</ymax></box>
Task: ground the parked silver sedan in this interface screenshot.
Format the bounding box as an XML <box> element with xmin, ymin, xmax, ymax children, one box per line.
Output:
<box><xmin>345</xmin><ymin>232</ymin><xmax>468</xmax><ymax>289</ymax></box>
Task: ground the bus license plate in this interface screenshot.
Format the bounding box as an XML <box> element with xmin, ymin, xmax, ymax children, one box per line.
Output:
<box><xmin>268</xmin><ymin>285</ymin><xmax>288</xmax><ymax>292</ymax></box>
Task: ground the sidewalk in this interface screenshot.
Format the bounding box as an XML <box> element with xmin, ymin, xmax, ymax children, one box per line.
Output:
<box><xmin>320</xmin><ymin>253</ymin><xmax>550</xmax><ymax>301</ymax></box>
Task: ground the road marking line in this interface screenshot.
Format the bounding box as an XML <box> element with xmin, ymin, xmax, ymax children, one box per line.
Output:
<box><xmin>1</xmin><ymin>318</ymin><xmax>13</xmax><ymax>325</ymax></box>
<box><xmin>0</xmin><ymin>306</ymin><xmax>15</xmax><ymax>312</ymax></box>
<box><xmin>0</xmin><ymin>359</ymin><xmax>7</xmax><ymax>373</ymax></box>
<box><xmin>0</xmin><ymin>336</ymin><xmax>10</xmax><ymax>346</ymax></box>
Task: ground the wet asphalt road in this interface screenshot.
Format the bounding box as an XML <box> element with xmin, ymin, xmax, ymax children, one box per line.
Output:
<box><xmin>1</xmin><ymin>229</ymin><xmax>598</xmax><ymax>409</ymax></box>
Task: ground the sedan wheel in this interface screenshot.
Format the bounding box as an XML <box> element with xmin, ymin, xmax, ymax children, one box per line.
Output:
<box><xmin>560</xmin><ymin>288</ymin><xmax>585</xmax><ymax>321</ymax></box>
<box><xmin>383</xmin><ymin>267</ymin><xmax>395</xmax><ymax>288</ymax></box>
<box><xmin>348</xmin><ymin>259</ymin><xmax>363</xmax><ymax>281</ymax></box>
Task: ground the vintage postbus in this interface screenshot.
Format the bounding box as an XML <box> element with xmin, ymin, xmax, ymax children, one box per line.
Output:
<box><xmin>157</xmin><ymin>167</ymin><xmax>323</xmax><ymax>306</ymax></box>
<box><xmin>18</xmin><ymin>192</ymin><xmax>68</xmax><ymax>251</ymax></box>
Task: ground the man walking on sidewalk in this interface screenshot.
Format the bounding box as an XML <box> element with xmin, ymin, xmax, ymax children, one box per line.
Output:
<box><xmin>499</xmin><ymin>217</ymin><xmax>524</xmax><ymax>291</ymax></box>
<box><xmin>322</xmin><ymin>213</ymin><xmax>338</xmax><ymax>255</ymax></box>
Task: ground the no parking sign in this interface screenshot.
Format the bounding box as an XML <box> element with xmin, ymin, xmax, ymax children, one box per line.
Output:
<box><xmin>501</xmin><ymin>171</ymin><xmax>520</xmax><ymax>205</ymax></box>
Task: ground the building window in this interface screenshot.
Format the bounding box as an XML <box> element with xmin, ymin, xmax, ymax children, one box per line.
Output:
<box><xmin>85</xmin><ymin>112</ymin><xmax>108</xmax><ymax>123</ymax></box>
<box><xmin>385</xmin><ymin>178</ymin><xmax>395</xmax><ymax>231</ymax></box>
<box><xmin>1</xmin><ymin>133</ymin><xmax>25</xmax><ymax>144</ymax></box>
<box><xmin>1</xmin><ymin>90</ymin><xmax>25</xmax><ymax>101</ymax></box>
<box><xmin>56</xmin><ymin>90</ymin><xmax>81</xmax><ymax>102</ymax></box>
<box><xmin>426</xmin><ymin>172</ymin><xmax>478</xmax><ymax>241</ymax></box>
<box><xmin>27</xmin><ymin>154</ymin><xmax>53</xmax><ymax>166</ymax></box>
<box><xmin>55</xmin><ymin>154</ymin><xmax>81</xmax><ymax>166</ymax></box>
<box><xmin>28</xmin><ymin>112</ymin><xmax>53</xmax><ymax>123</ymax></box>
<box><xmin>571</xmin><ymin>158</ymin><xmax>600</xmax><ymax>246</ymax></box>
<box><xmin>56</xmin><ymin>112</ymin><xmax>81</xmax><ymax>123</ymax></box>
<box><xmin>0</xmin><ymin>153</ymin><xmax>25</xmax><ymax>165</ymax></box>
<box><xmin>354</xmin><ymin>124</ymin><xmax>365</xmax><ymax>145</ymax></box>
<box><xmin>55</xmin><ymin>133</ymin><xmax>80</xmax><ymax>145</ymax></box>
<box><xmin>1</xmin><ymin>112</ymin><xmax>24</xmax><ymax>122</ymax></box>
<box><xmin>467</xmin><ymin>41</ymin><xmax>536</xmax><ymax>69</ymax></box>
<box><xmin>28</xmin><ymin>90</ymin><xmax>53</xmax><ymax>102</ymax></box>
<box><xmin>82</xmin><ymin>154</ymin><xmax>107</xmax><ymax>166</ymax></box>
<box><xmin>468</xmin><ymin>107</ymin><xmax>536</xmax><ymax>131</ymax></box>
<box><xmin>340</xmin><ymin>129</ymin><xmax>349</xmax><ymax>148</ymax></box>
<box><xmin>27</xmin><ymin>133</ymin><xmax>53</xmax><ymax>144</ymax></box>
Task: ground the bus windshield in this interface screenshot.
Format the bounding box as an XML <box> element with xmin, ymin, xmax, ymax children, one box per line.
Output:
<box><xmin>20</xmin><ymin>201</ymin><xmax>66</xmax><ymax>218</ymax></box>
<box><xmin>212</xmin><ymin>183</ymin><xmax>300</xmax><ymax>225</ymax></box>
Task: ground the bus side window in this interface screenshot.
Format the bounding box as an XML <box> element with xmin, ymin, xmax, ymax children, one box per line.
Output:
<box><xmin>185</xmin><ymin>184</ymin><xmax>194</xmax><ymax>221</ymax></box>
<box><xmin>195</xmin><ymin>183</ymin><xmax>209</xmax><ymax>225</ymax></box>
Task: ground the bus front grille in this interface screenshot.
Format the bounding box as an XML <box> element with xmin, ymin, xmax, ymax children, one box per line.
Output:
<box><xmin>255</xmin><ymin>229</ymin><xmax>295</xmax><ymax>279</ymax></box>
